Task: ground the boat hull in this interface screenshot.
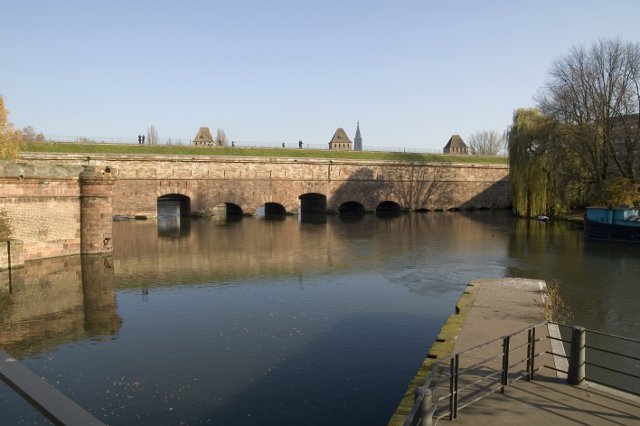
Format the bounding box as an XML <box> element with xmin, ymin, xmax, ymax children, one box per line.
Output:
<box><xmin>585</xmin><ymin>219</ymin><xmax>640</xmax><ymax>243</ymax></box>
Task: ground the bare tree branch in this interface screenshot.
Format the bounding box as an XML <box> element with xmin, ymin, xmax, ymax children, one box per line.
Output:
<box><xmin>467</xmin><ymin>130</ymin><xmax>505</xmax><ymax>156</ymax></box>
<box><xmin>536</xmin><ymin>38</ymin><xmax>640</xmax><ymax>187</ymax></box>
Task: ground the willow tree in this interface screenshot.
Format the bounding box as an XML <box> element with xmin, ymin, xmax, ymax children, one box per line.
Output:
<box><xmin>508</xmin><ymin>108</ymin><xmax>557</xmax><ymax>217</ymax></box>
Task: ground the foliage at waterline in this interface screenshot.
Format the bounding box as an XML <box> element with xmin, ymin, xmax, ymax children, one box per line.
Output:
<box><xmin>539</xmin><ymin>280</ymin><xmax>573</xmax><ymax>324</ymax></box>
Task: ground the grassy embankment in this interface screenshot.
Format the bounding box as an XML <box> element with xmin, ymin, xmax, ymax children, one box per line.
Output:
<box><xmin>23</xmin><ymin>142</ymin><xmax>507</xmax><ymax>164</ymax></box>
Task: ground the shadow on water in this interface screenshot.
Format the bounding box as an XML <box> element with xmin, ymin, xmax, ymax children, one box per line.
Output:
<box><xmin>375</xmin><ymin>211</ymin><xmax>403</xmax><ymax>219</ymax></box>
<box><xmin>299</xmin><ymin>213</ymin><xmax>327</xmax><ymax>225</ymax></box>
<box><xmin>185</xmin><ymin>313</ymin><xmax>440</xmax><ymax>426</ymax></box>
<box><xmin>338</xmin><ymin>212</ymin><xmax>366</xmax><ymax>223</ymax></box>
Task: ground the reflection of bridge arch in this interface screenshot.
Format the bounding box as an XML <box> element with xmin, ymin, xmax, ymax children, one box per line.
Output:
<box><xmin>338</xmin><ymin>201</ymin><xmax>365</xmax><ymax>214</ymax></box>
<box><xmin>299</xmin><ymin>193</ymin><xmax>327</xmax><ymax>214</ymax></box>
<box><xmin>157</xmin><ymin>194</ymin><xmax>191</xmax><ymax>217</ymax></box>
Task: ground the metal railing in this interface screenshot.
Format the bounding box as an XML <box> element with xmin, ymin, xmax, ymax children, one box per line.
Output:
<box><xmin>5</xmin><ymin>320</ymin><xmax>637</xmax><ymax>425</ymax></box>
<box><xmin>551</xmin><ymin>325</ymin><xmax>640</xmax><ymax>395</ymax></box>
<box><xmin>36</xmin><ymin>135</ymin><xmax>470</xmax><ymax>155</ymax></box>
<box><xmin>404</xmin><ymin>322</ymin><xmax>640</xmax><ymax>426</ymax></box>
<box><xmin>0</xmin><ymin>348</ymin><xmax>104</xmax><ymax>425</ymax></box>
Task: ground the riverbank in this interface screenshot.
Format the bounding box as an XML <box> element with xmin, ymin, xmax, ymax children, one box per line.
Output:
<box><xmin>389</xmin><ymin>278</ymin><xmax>640</xmax><ymax>425</ymax></box>
<box><xmin>388</xmin><ymin>279</ymin><xmax>480</xmax><ymax>424</ymax></box>
<box><xmin>388</xmin><ymin>278</ymin><xmax>547</xmax><ymax>424</ymax></box>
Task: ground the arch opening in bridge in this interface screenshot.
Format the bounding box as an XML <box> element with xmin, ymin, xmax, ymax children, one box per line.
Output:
<box><xmin>212</xmin><ymin>202</ymin><xmax>244</xmax><ymax>223</ymax></box>
<box><xmin>299</xmin><ymin>193</ymin><xmax>327</xmax><ymax>214</ymax></box>
<box><xmin>157</xmin><ymin>194</ymin><xmax>191</xmax><ymax>237</ymax></box>
<box><xmin>225</xmin><ymin>203</ymin><xmax>243</xmax><ymax>216</ymax></box>
<box><xmin>257</xmin><ymin>202</ymin><xmax>287</xmax><ymax>220</ymax></box>
<box><xmin>213</xmin><ymin>202</ymin><xmax>244</xmax><ymax>217</ymax></box>
<box><xmin>338</xmin><ymin>201</ymin><xmax>366</xmax><ymax>215</ymax></box>
<box><xmin>157</xmin><ymin>194</ymin><xmax>191</xmax><ymax>217</ymax></box>
<box><xmin>376</xmin><ymin>201</ymin><xmax>402</xmax><ymax>218</ymax></box>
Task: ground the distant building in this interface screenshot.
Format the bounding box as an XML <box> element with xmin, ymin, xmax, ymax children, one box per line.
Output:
<box><xmin>193</xmin><ymin>127</ymin><xmax>215</xmax><ymax>146</ymax></box>
<box><xmin>443</xmin><ymin>134</ymin><xmax>468</xmax><ymax>155</ymax></box>
<box><xmin>353</xmin><ymin>121</ymin><xmax>363</xmax><ymax>151</ymax></box>
<box><xmin>329</xmin><ymin>128</ymin><xmax>352</xmax><ymax>150</ymax></box>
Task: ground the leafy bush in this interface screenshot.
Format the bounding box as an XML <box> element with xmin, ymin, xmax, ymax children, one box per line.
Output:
<box><xmin>592</xmin><ymin>177</ymin><xmax>640</xmax><ymax>207</ymax></box>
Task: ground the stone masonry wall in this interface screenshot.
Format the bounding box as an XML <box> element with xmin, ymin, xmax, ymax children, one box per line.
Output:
<box><xmin>19</xmin><ymin>153</ymin><xmax>510</xmax><ymax>217</ymax></box>
<box><xmin>0</xmin><ymin>162</ymin><xmax>116</xmax><ymax>264</ymax></box>
<box><xmin>0</xmin><ymin>173</ymin><xmax>82</xmax><ymax>263</ymax></box>
<box><xmin>1</xmin><ymin>154</ymin><xmax>509</xmax><ymax>263</ymax></box>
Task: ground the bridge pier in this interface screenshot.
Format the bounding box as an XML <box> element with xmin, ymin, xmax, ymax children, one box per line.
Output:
<box><xmin>79</xmin><ymin>166</ymin><xmax>116</xmax><ymax>254</ymax></box>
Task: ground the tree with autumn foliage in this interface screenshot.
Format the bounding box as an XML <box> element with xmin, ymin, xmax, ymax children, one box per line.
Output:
<box><xmin>0</xmin><ymin>96</ymin><xmax>23</xmax><ymax>161</ymax></box>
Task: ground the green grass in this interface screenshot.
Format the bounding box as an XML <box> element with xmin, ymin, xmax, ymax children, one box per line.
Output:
<box><xmin>23</xmin><ymin>142</ymin><xmax>507</xmax><ymax>164</ymax></box>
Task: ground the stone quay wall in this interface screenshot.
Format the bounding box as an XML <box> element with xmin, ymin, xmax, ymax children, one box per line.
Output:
<box><xmin>0</xmin><ymin>161</ymin><xmax>114</xmax><ymax>266</ymax></box>
<box><xmin>19</xmin><ymin>153</ymin><xmax>511</xmax><ymax>217</ymax></box>
<box><xmin>0</xmin><ymin>164</ymin><xmax>82</xmax><ymax>263</ymax></box>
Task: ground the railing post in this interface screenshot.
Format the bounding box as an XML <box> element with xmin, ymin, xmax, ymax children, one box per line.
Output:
<box><xmin>527</xmin><ymin>327</ymin><xmax>536</xmax><ymax>381</ymax></box>
<box><xmin>449</xmin><ymin>355</ymin><xmax>459</xmax><ymax>420</ymax></box>
<box><xmin>453</xmin><ymin>354</ymin><xmax>459</xmax><ymax>419</ymax></box>
<box><xmin>568</xmin><ymin>326</ymin><xmax>586</xmax><ymax>385</ymax></box>
<box><xmin>501</xmin><ymin>336</ymin><xmax>510</xmax><ymax>393</ymax></box>
<box><xmin>416</xmin><ymin>387</ymin><xmax>433</xmax><ymax>426</ymax></box>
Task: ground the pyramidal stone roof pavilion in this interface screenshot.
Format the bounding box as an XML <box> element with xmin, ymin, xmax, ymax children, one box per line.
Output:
<box><xmin>443</xmin><ymin>134</ymin><xmax>468</xmax><ymax>155</ymax></box>
<box><xmin>193</xmin><ymin>127</ymin><xmax>215</xmax><ymax>146</ymax></box>
<box><xmin>329</xmin><ymin>128</ymin><xmax>352</xmax><ymax>151</ymax></box>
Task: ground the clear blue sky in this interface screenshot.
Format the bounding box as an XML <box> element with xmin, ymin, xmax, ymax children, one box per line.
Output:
<box><xmin>2</xmin><ymin>0</ymin><xmax>640</xmax><ymax>150</ymax></box>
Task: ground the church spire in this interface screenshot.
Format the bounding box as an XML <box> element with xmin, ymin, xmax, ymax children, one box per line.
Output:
<box><xmin>354</xmin><ymin>121</ymin><xmax>362</xmax><ymax>151</ymax></box>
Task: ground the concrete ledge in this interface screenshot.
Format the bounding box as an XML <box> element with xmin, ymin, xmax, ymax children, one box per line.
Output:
<box><xmin>388</xmin><ymin>281</ymin><xmax>480</xmax><ymax>425</ymax></box>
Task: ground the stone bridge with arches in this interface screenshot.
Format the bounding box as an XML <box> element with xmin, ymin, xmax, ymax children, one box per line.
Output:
<box><xmin>21</xmin><ymin>153</ymin><xmax>511</xmax><ymax>218</ymax></box>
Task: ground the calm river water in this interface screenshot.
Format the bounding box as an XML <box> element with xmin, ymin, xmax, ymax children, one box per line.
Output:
<box><xmin>1</xmin><ymin>211</ymin><xmax>639</xmax><ymax>425</ymax></box>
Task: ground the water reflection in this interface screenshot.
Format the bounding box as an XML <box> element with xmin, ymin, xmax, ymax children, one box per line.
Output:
<box><xmin>375</xmin><ymin>210</ymin><xmax>403</xmax><ymax>219</ymax></box>
<box><xmin>113</xmin><ymin>213</ymin><xmax>508</xmax><ymax>292</ymax></box>
<box><xmin>157</xmin><ymin>216</ymin><xmax>191</xmax><ymax>238</ymax></box>
<box><xmin>299</xmin><ymin>213</ymin><xmax>327</xmax><ymax>225</ymax></box>
<box><xmin>2</xmin><ymin>211</ymin><xmax>640</xmax><ymax>425</ymax></box>
<box><xmin>505</xmin><ymin>217</ymin><xmax>640</xmax><ymax>336</ymax></box>
<box><xmin>0</xmin><ymin>255</ymin><xmax>121</xmax><ymax>358</ymax></box>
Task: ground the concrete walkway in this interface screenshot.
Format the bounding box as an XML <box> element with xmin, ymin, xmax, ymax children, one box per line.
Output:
<box><xmin>436</xmin><ymin>278</ymin><xmax>640</xmax><ymax>425</ymax></box>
